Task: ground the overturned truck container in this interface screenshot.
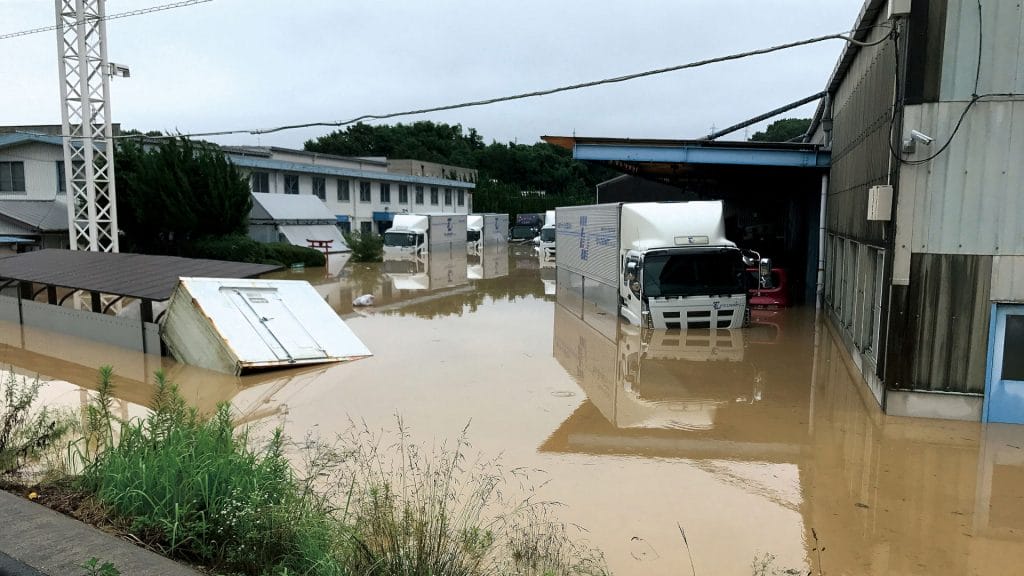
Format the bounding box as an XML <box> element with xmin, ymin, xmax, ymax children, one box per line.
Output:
<box><xmin>162</xmin><ymin>277</ymin><xmax>372</xmax><ymax>375</ymax></box>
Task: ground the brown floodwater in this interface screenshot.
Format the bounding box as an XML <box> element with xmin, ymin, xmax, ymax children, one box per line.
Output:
<box><xmin>4</xmin><ymin>244</ymin><xmax>1024</xmax><ymax>575</ymax></box>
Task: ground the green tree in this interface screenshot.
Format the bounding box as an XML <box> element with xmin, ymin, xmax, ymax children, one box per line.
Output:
<box><xmin>304</xmin><ymin>121</ymin><xmax>614</xmax><ymax>217</ymax></box>
<box><xmin>749</xmin><ymin>118</ymin><xmax>812</xmax><ymax>142</ymax></box>
<box><xmin>115</xmin><ymin>137</ymin><xmax>252</xmax><ymax>254</ymax></box>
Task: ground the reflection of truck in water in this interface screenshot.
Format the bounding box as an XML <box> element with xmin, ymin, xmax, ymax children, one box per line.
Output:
<box><xmin>384</xmin><ymin>251</ymin><xmax>468</xmax><ymax>291</ymax></box>
<box><xmin>538</xmin><ymin>210</ymin><xmax>556</xmax><ymax>259</ymax></box>
<box><xmin>556</xmin><ymin>201</ymin><xmax>768</xmax><ymax>330</ymax></box>
<box><xmin>509</xmin><ymin>213</ymin><xmax>544</xmax><ymax>243</ymax></box>
<box><xmin>466</xmin><ymin>213</ymin><xmax>509</xmax><ymax>253</ymax></box>
<box><xmin>551</xmin><ymin>294</ymin><xmax>759</xmax><ymax>432</ymax></box>
<box><xmin>467</xmin><ymin>244</ymin><xmax>509</xmax><ymax>280</ymax></box>
<box><xmin>383</xmin><ymin>214</ymin><xmax>467</xmax><ymax>260</ymax></box>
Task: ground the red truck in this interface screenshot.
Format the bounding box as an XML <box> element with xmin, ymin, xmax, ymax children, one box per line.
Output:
<box><xmin>746</xmin><ymin>267</ymin><xmax>790</xmax><ymax>309</ymax></box>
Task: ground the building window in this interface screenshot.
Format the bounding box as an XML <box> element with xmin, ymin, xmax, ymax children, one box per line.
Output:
<box><xmin>380</xmin><ymin>182</ymin><xmax>391</xmax><ymax>203</ymax></box>
<box><xmin>337</xmin><ymin>179</ymin><xmax>350</xmax><ymax>201</ymax></box>
<box><xmin>430</xmin><ymin>187</ymin><xmax>439</xmax><ymax>205</ymax></box>
<box><xmin>251</xmin><ymin>171</ymin><xmax>270</xmax><ymax>193</ymax></box>
<box><xmin>359</xmin><ymin>181</ymin><xmax>371</xmax><ymax>202</ymax></box>
<box><xmin>0</xmin><ymin>161</ymin><xmax>26</xmax><ymax>193</ymax></box>
<box><xmin>284</xmin><ymin>174</ymin><xmax>299</xmax><ymax>195</ymax></box>
<box><xmin>398</xmin><ymin>184</ymin><xmax>408</xmax><ymax>203</ymax></box>
<box><xmin>56</xmin><ymin>161</ymin><xmax>66</xmax><ymax>194</ymax></box>
<box><xmin>457</xmin><ymin>189</ymin><xmax>465</xmax><ymax>206</ymax></box>
<box><xmin>415</xmin><ymin>186</ymin><xmax>424</xmax><ymax>204</ymax></box>
<box><xmin>444</xmin><ymin>188</ymin><xmax>452</xmax><ymax>206</ymax></box>
<box><xmin>312</xmin><ymin>177</ymin><xmax>326</xmax><ymax>200</ymax></box>
<box><xmin>360</xmin><ymin>221</ymin><xmax>372</xmax><ymax>234</ymax></box>
<box><xmin>337</xmin><ymin>221</ymin><xmax>351</xmax><ymax>234</ymax></box>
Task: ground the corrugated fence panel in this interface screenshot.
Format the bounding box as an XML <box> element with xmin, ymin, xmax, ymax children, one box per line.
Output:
<box><xmin>906</xmin><ymin>100</ymin><xmax>1024</xmax><ymax>255</ymax></box>
<box><xmin>940</xmin><ymin>0</ymin><xmax>1024</xmax><ymax>99</ymax></box>
<box><xmin>888</xmin><ymin>254</ymin><xmax>991</xmax><ymax>393</ymax></box>
<box><xmin>827</xmin><ymin>11</ymin><xmax>895</xmax><ymax>247</ymax></box>
<box><xmin>992</xmin><ymin>256</ymin><xmax>1024</xmax><ymax>300</ymax></box>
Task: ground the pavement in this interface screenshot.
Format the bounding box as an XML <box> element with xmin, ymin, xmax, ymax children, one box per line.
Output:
<box><xmin>0</xmin><ymin>489</ymin><xmax>204</xmax><ymax>576</ymax></box>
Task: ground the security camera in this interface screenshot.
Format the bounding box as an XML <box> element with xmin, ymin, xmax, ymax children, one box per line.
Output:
<box><xmin>910</xmin><ymin>130</ymin><xmax>934</xmax><ymax>145</ymax></box>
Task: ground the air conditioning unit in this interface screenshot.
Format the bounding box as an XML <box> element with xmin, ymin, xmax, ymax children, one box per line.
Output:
<box><xmin>867</xmin><ymin>185</ymin><xmax>893</xmax><ymax>221</ymax></box>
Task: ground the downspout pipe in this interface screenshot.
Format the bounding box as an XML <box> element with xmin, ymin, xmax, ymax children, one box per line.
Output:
<box><xmin>817</xmin><ymin>173</ymin><xmax>828</xmax><ymax>309</ymax></box>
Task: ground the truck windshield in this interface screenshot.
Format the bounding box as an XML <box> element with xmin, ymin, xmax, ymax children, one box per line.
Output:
<box><xmin>467</xmin><ymin>230</ymin><xmax>481</xmax><ymax>242</ymax></box>
<box><xmin>384</xmin><ymin>232</ymin><xmax>418</xmax><ymax>247</ymax></box>
<box><xmin>510</xmin><ymin>226</ymin><xmax>536</xmax><ymax>240</ymax></box>
<box><xmin>540</xmin><ymin>228</ymin><xmax>556</xmax><ymax>242</ymax></box>
<box><xmin>643</xmin><ymin>250</ymin><xmax>746</xmax><ymax>298</ymax></box>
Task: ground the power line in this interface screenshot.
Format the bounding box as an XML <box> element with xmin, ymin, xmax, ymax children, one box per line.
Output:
<box><xmin>117</xmin><ymin>25</ymin><xmax>894</xmax><ymax>141</ymax></box>
<box><xmin>0</xmin><ymin>0</ymin><xmax>213</xmax><ymax>41</ymax></box>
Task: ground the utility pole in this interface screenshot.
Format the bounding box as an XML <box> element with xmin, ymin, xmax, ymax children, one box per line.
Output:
<box><xmin>55</xmin><ymin>0</ymin><xmax>119</xmax><ymax>252</ymax></box>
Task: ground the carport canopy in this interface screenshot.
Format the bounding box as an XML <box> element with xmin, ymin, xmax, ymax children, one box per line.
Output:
<box><xmin>0</xmin><ymin>249</ymin><xmax>280</xmax><ymax>305</ymax></box>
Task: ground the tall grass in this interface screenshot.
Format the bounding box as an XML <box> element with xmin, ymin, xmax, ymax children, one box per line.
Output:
<box><xmin>0</xmin><ymin>369</ymin><xmax>72</xmax><ymax>478</ymax></box>
<box><xmin>339</xmin><ymin>421</ymin><xmax>608</xmax><ymax>576</ymax></box>
<box><xmin>73</xmin><ymin>369</ymin><xmax>608</xmax><ymax>576</ymax></box>
<box><xmin>77</xmin><ymin>368</ymin><xmax>345</xmax><ymax>575</ymax></box>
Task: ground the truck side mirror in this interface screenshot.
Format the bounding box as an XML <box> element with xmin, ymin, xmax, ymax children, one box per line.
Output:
<box><xmin>758</xmin><ymin>258</ymin><xmax>773</xmax><ymax>289</ymax></box>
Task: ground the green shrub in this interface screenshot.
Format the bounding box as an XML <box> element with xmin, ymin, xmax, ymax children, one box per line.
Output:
<box><xmin>185</xmin><ymin>235</ymin><xmax>264</xmax><ymax>263</ymax></box>
<box><xmin>261</xmin><ymin>241</ymin><xmax>327</xmax><ymax>267</ymax></box>
<box><xmin>77</xmin><ymin>369</ymin><xmax>343</xmax><ymax>575</ymax></box>
<box><xmin>185</xmin><ymin>235</ymin><xmax>326</xmax><ymax>267</ymax></box>
<box><xmin>342</xmin><ymin>231</ymin><xmax>383</xmax><ymax>262</ymax></box>
<box><xmin>1</xmin><ymin>370</ymin><xmax>71</xmax><ymax>478</ymax></box>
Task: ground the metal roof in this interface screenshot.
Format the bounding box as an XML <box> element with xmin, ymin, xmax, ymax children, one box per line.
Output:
<box><xmin>221</xmin><ymin>145</ymin><xmax>389</xmax><ymax>166</ymax></box>
<box><xmin>0</xmin><ymin>200</ymin><xmax>69</xmax><ymax>232</ymax></box>
<box><xmin>227</xmin><ymin>154</ymin><xmax>476</xmax><ymax>189</ymax></box>
<box><xmin>0</xmin><ymin>133</ymin><xmax>64</xmax><ymax>149</ymax></box>
<box><xmin>0</xmin><ymin>249</ymin><xmax>280</xmax><ymax>301</ymax></box>
<box><xmin>250</xmin><ymin>192</ymin><xmax>336</xmax><ymax>222</ymax></box>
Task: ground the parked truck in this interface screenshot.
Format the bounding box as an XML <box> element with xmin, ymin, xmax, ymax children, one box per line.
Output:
<box><xmin>509</xmin><ymin>213</ymin><xmax>544</xmax><ymax>243</ymax></box>
<box><xmin>466</xmin><ymin>213</ymin><xmax>509</xmax><ymax>253</ymax></box>
<box><xmin>537</xmin><ymin>210</ymin><xmax>556</xmax><ymax>259</ymax></box>
<box><xmin>555</xmin><ymin>201</ymin><xmax>768</xmax><ymax>330</ymax></box>
<box><xmin>383</xmin><ymin>214</ymin><xmax>467</xmax><ymax>261</ymax></box>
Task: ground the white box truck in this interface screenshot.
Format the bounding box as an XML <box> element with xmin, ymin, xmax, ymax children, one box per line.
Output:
<box><xmin>555</xmin><ymin>201</ymin><xmax>767</xmax><ymax>330</ymax></box>
<box><xmin>466</xmin><ymin>213</ymin><xmax>509</xmax><ymax>253</ymax></box>
<box><xmin>383</xmin><ymin>214</ymin><xmax>467</xmax><ymax>261</ymax></box>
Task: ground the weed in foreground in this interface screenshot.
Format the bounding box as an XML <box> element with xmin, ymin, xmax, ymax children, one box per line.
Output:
<box><xmin>81</xmin><ymin>557</ymin><xmax>121</xmax><ymax>576</ymax></box>
<box><xmin>338</xmin><ymin>419</ymin><xmax>609</xmax><ymax>576</ymax></box>
<box><xmin>76</xmin><ymin>368</ymin><xmax>344</xmax><ymax>575</ymax></box>
<box><xmin>0</xmin><ymin>369</ymin><xmax>73</xmax><ymax>479</ymax></box>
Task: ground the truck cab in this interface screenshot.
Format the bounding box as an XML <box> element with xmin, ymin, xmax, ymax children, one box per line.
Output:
<box><xmin>537</xmin><ymin>210</ymin><xmax>556</xmax><ymax>260</ymax></box>
<box><xmin>383</xmin><ymin>214</ymin><xmax>428</xmax><ymax>261</ymax></box>
<box><xmin>509</xmin><ymin>213</ymin><xmax>543</xmax><ymax>243</ymax></box>
<box><xmin>466</xmin><ymin>215</ymin><xmax>483</xmax><ymax>253</ymax></box>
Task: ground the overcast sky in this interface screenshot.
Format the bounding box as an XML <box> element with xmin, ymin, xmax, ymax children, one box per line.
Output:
<box><xmin>1</xmin><ymin>0</ymin><xmax>864</xmax><ymax>149</ymax></box>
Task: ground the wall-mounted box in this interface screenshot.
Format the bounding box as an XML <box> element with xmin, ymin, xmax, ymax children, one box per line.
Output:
<box><xmin>868</xmin><ymin>185</ymin><xmax>893</xmax><ymax>221</ymax></box>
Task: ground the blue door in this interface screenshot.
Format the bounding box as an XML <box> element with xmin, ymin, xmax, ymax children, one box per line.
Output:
<box><xmin>984</xmin><ymin>305</ymin><xmax>1024</xmax><ymax>424</ymax></box>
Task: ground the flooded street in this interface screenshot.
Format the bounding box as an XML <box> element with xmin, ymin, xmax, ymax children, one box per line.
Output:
<box><xmin>4</xmin><ymin>245</ymin><xmax>1024</xmax><ymax>575</ymax></box>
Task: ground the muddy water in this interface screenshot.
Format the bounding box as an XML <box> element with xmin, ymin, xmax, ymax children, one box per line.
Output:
<box><xmin>4</xmin><ymin>244</ymin><xmax>1024</xmax><ymax>575</ymax></box>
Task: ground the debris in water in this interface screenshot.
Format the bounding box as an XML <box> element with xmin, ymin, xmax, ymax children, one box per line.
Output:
<box><xmin>855</xmin><ymin>502</ymin><xmax>870</xmax><ymax>509</ymax></box>
<box><xmin>628</xmin><ymin>536</ymin><xmax>659</xmax><ymax>561</ymax></box>
<box><xmin>352</xmin><ymin>294</ymin><xmax>376</xmax><ymax>306</ymax></box>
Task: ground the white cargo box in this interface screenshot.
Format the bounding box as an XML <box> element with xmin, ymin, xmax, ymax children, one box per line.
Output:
<box><xmin>162</xmin><ymin>277</ymin><xmax>372</xmax><ymax>375</ymax></box>
<box><xmin>426</xmin><ymin>214</ymin><xmax>468</xmax><ymax>254</ymax></box>
<box><xmin>483</xmin><ymin>213</ymin><xmax>509</xmax><ymax>246</ymax></box>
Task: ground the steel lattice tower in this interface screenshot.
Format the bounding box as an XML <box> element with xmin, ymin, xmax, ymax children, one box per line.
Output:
<box><xmin>55</xmin><ymin>0</ymin><xmax>119</xmax><ymax>252</ymax></box>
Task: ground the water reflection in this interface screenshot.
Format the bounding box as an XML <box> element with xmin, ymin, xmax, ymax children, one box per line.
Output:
<box><xmin>545</xmin><ymin>290</ymin><xmax>1024</xmax><ymax>575</ymax></box>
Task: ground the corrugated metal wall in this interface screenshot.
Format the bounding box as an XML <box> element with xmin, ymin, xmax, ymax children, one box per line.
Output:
<box><xmin>886</xmin><ymin>254</ymin><xmax>991</xmax><ymax>393</ymax></box>
<box><xmin>899</xmin><ymin>100</ymin><xmax>1024</xmax><ymax>256</ymax></box>
<box><xmin>992</xmin><ymin>256</ymin><xmax>1024</xmax><ymax>301</ymax></box>
<box><xmin>940</xmin><ymin>0</ymin><xmax>1024</xmax><ymax>99</ymax></box>
<box><xmin>827</xmin><ymin>13</ymin><xmax>895</xmax><ymax>246</ymax></box>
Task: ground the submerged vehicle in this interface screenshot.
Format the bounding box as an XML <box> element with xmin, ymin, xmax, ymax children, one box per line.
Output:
<box><xmin>509</xmin><ymin>213</ymin><xmax>544</xmax><ymax>243</ymax></box>
<box><xmin>555</xmin><ymin>201</ymin><xmax>769</xmax><ymax>330</ymax></box>
<box><xmin>383</xmin><ymin>214</ymin><xmax>467</xmax><ymax>261</ymax></box>
<box><xmin>538</xmin><ymin>210</ymin><xmax>556</xmax><ymax>259</ymax></box>
<box><xmin>747</xmin><ymin>267</ymin><xmax>790</xmax><ymax>309</ymax></box>
<box><xmin>467</xmin><ymin>213</ymin><xmax>509</xmax><ymax>253</ymax></box>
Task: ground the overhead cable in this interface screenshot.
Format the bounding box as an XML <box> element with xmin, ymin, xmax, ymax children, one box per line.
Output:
<box><xmin>117</xmin><ymin>24</ymin><xmax>895</xmax><ymax>141</ymax></box>
<box><xmin>0</xmin><ymin>0</ymin><xmax>213</xmax><ymax>41</ymax></box>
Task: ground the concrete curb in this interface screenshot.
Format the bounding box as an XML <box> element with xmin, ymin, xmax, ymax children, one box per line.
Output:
<box><xmin>0</xmin><ymin>490</ymin><xmax>203</xmax><ymax>576</ymax></box>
